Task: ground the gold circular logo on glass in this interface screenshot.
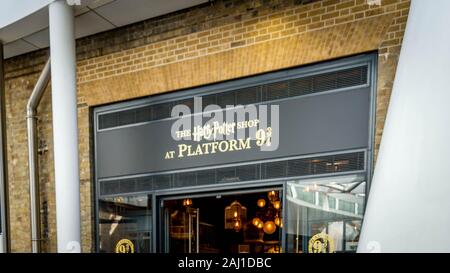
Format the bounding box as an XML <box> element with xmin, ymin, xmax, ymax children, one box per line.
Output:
<box><xmin>115</xmin><ymin>239</ymin><xmax>135</xmax><ymax>253</ymax></box>
<box><xmin>308</xmin><ymin>233</ymin><xmax>335</xmax><ymax>253</ymax></box>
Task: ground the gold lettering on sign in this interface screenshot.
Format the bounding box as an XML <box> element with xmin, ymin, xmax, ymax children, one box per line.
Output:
<box><xmin>177</xmin><ymin>137</ymin><xmax>252</xmax><ymax>158</ymax></box>
<box><xmin>165</xmin><ymin>119</ymin><xmax>274</xmax><ymax>160</ymax></box>
<box><xmin>308</xmin><ymin>233</ymin><xmax>335</xmax><ymax>253</ymax></box>
<box><xmin>115</xmin><ymin>239</ymin><xmax>135</xmax><ymax>253</ymax></box>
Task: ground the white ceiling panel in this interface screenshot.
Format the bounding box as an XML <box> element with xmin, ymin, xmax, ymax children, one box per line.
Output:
<box><xmin>95</xmin><ymin>0</ymin><xmax>208</xmax><ymax>27</ymax></box>
<box><xmin>23</xmin><ymin>28</ymin><xmax>50</xmax><ymax>49</ymax></box>
<box><xmin>0</xmin><ymin>7</ymin><xmax>49</xmax><ymax>44</ymax></box>
<box><xmin>74</xmin><ymin>5</ymin><xmax>90</xmax><ymax>17</ymax></box>
<box><xmin>0</xmin><ymin>0</ymin><xmax>53</xmax><ymax>29</ymax></box>
<box><xmin>3</xmin><ymin>39</ymin><xmax>39</xmax><ymax>59</ymax></box>
<box><xmin>87</xmin><ymin>0</ymin><xmax>117</xmax><ymax>10</ymax></box>
<box><xmin>2</xmin><ymin>0</ymin><xmax>209</xmax><ymax>59</ymax></box>
<box><xmin>75</xmin><ymin>11</ymin><xmax>115</xmax><ymax>39</ymax></box>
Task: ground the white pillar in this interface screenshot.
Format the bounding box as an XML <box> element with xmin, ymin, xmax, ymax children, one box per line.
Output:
<box><xmin>358</xmin><ymin>0</ymin><xmax>450</xmax><ymax>253</ymax></box>
<box><xmin>0</xmin><ymin>42</ymin><xmax>7</xmax><ymax>254</ymax></box>
<box><xmin>49</xmin><ymin>0</ymin><xmax>81</xmax><ymax>253</ymax></box>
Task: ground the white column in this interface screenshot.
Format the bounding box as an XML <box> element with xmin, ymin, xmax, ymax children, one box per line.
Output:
<box><xmin>0</xmin><ymin>42</ymin><xmax>7</xmax><ymax>254</ymax></box>
<box><xmin>49</xmin><ymin>0</ymin><xmax>81</xmax><ymax>253</ymax></box>
<box><xmin>358</xmin><ymin>0</ymin><xmax>450</xmax><ymax>253</ymax></box>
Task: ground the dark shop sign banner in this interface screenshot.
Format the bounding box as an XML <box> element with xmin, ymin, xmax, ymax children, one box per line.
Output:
<box><xmin>96</xmin><ymin>88</ymin><xmax>370</xmax><ymax>178</ymax></box>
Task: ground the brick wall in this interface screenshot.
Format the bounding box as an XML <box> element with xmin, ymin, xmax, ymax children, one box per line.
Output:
<box><xmin>77</xmin><ymin>0</ymin><xmax>409</xmax><ymax>84</ymax></box>
<box><xmin>2</xmin><ymin>0</ymin><xmax>410</xmax><ymax>252</ymax></box>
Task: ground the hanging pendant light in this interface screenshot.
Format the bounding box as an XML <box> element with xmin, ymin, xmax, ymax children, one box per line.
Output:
<box><xmin>225</xmin><ymin>200</ymin><xmax>247</xmax><ymax>232</ymax></box>
<box><xmin>233</xmin><ymin>220</ymin><xmax>241</xmax><ymax>232</ymax></box>
<box><xmin>273</xmin><ymin>200</ymin><xmax>281</xmax><ymax>210</ymax></box>
<box><xmin>182</xmin><ymin>198</ymin><xmax>193</xmax><ymax>207</ymax></box>
<box><xmin>257</xmin><ymin>198</ymin><xmax>266</xmax><ymax>208</ymax></box>
<box><xmin>263</xmin><ymin>221</ymin><xmax>276</xmax><ymax>234</ymax></box>
<box><xmin>274</xmin><ymin>217</ymin><xmax>282</xmax><ymax>227</ymax></box>
<box><xmin>252</xmin><ymin>217</ymin><xmax>262</xmax><ymax>227</ymax></box>
<box><xmin>268</xmin><ymin>191</ymin><xmax>278</xmax><ymax>203</ymax></box>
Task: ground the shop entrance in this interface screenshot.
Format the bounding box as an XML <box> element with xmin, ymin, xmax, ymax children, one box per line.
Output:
<box><xmin>161</xmin><ymin>189</ymin><xmax>283</xmax><ymax>253</ymax></box>
<box><xmin>94</xmin><ymin>54</ymin><xmax>376</xmax><ymax>253</ymax></box>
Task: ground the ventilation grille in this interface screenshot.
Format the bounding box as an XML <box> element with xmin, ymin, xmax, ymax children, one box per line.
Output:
<box><xmin>99</xmin><ymin>152</ymin><xmax>365</xmax><ymax>196</ymax></box>
<box><xmin>98</xmin><ymin>65</ymin><xmax>368</xmax><ymax>130</ymax></box>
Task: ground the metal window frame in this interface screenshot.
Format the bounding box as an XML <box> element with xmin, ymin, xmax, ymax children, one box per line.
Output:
<box><xmin>92</xmin><ymin>52</ymin><xmax>378</xmax><ymax>253</ymax></box>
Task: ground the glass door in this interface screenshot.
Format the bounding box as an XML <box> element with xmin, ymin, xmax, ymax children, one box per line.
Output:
<box><xmin>164</xmin><ymin>201</ymin><xmax>199</xmax><ymax>253</ymax></box>
<box><xmin>161</xmin><ymin>188</ymin><xmax>283</xmax><ymax>254</ymax></box>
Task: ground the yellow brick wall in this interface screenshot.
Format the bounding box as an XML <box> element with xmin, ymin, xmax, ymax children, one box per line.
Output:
<box><xmin>77</xmin><ymin>0</ymin><xmax>410</xmax><ymax>85</ymax></box>
<box><xmin>3</xmin><ymin>0</ymin><xmax>410</xmax><ymax>252</ymax></box>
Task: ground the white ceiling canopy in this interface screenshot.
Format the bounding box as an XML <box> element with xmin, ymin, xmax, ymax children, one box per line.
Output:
<box><xmin>1</xmin><ymin>0</ymin><xmax>209</xmax><ymax>59</ymax></box>
<box><xmin>0</xmin><ymin>0</ymin><xmax>54</xmax><ymax>29</ymax></box>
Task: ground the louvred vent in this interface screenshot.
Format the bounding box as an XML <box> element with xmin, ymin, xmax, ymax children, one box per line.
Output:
<box><xmin>98</xmin><ymin>65</ymin><xmax>368</xmax><ymax>130</ymax></box>
<box><xmin>99</xmin><ymin>152</ymin><xmax>365</xmax><ymax>196</ymax></box>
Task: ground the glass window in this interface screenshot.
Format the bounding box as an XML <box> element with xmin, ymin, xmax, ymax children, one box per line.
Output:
<box><xmin>98</xmin><ymin>194</ymin><xmax>152</xmax><ymax>253</ymax></box>
<box><xmin>345</xmin><ymin>220</ymin><xmax>362</xmax><ymax>251</ymax></box>
<box><xmin>286</xmin><ymin>174</ymin><xmax>366</xmax><ymax>253</ymax></box>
